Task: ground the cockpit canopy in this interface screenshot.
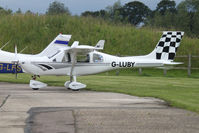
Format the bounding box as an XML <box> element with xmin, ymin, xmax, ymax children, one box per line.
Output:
<box><xmin>52</xmin><ymin>51</ymin><xmax>104</xmax><ymax>63</ymax></box>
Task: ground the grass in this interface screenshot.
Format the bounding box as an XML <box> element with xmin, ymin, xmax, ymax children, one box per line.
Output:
<box><xmin>0</xmin><ymin>15</ymin><xmax>199</xmax><ymax>58</ymax></box>
<box><xmin>0</xmin><ymin>70</ymin><xmax>199</xmax><ymax>113</ymax></box>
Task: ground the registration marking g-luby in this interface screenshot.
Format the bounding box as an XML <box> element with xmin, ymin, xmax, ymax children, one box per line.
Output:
<box><xmin>111</xmin><ymin>61</ymin><xmax>135</xmax><ymax>68</ymax></box>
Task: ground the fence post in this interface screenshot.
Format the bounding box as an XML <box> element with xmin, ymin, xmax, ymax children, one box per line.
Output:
<box><xmin>116</xmin><ymin>69</ymin><xmax>120</xmax><ymax>76</ymax></box>
<box><xmin>163</xmin><ymin>69</ymin><xmax>167</xmax><ymax>76</ymax></box>
<box><xmin>139</xmin><ymin>68</ymin><xmax>142</xmax><ymax>75</ymax></box>
<box><xmin>188</xmin><ymin>54</ymin><xmax>191</xmax><ymax>76</ymax></box>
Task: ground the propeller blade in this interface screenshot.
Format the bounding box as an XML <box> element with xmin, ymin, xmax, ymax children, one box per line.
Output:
<box><xmin>15</xmin><ymin>44</ymin><xmax>17</xmax><ymax>55</ymax></box>
<box><xmin>0</xmin><ymin>40</ymin><xmax>10</xmax><ymax>50</ymax></box>
<box><xmin>19</xmin><ymin>46</ymin><xmax>28</xmax><ymax>53</ymax></box>
<box><xmin>14</xmin><ymin>44</ymin><xmax>18</xmax><ymax>79</ymax></box>
<box><xmin>15</xmin><ymin>64</ymin><xmax>18</xmax><ymax>79</ymax></box>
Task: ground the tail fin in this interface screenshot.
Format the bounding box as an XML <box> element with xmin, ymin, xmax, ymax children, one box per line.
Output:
<box><xmin>37</xmin><ymin>34</ymin><xmax>71</xmax><ymax>57</ymax></box>
<box><xmin>146</xmin><ymin>31</ymin><xmax>184</xmax><ymax>61</ymax></box>
<box><xmin>95</xmin><ymin>40</ymin><xmax>105</xmax><ymax>50</ymax></box>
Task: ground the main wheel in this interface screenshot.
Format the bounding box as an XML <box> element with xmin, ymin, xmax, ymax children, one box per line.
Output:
<box><xmin>32</xmin><ymin>88</ymin><xmax>39</xmax><ymax>90</ymax></box>
<box><xmin>71</xmin><ymin>89</ymin><xmax>80</xmax><ymax>91</ymax></box>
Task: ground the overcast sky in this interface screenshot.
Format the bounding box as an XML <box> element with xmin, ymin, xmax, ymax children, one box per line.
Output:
<box><xmin>0</xmin><ymin>0</ymin><xmax>184</xmax><ymax>15</ymax></box>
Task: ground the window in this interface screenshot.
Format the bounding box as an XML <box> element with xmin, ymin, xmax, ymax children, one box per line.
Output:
<box><xmin>77</xmin><ymin>54</ymin><xmax>90</xmax><ymax>63</ymax></box>
<box><xmin>93</xmin><ymin>53</ymin><xmax>103</xmax><ymax>62</ymax></box>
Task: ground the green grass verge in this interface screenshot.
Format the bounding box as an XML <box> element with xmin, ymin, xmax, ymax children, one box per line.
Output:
<box><xmin>0</xmin><ymin>71</ymin><xmax>199</xmax><ymax>113</ymax></box>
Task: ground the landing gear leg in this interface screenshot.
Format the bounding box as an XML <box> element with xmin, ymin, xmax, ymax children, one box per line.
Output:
<box><xmin>32</xmin><ymin>75</ymin><xmax>37</xmax><ymax>80</ymax></box>
<box><xmin>31</xmin><ymin>75</ymin><xmax>38</xmax><ymax>90</ymax></box>
<box><xmin>64</xmin><ymin>76</ymin><xmax>86</xmax><ymax>91</ymax></box>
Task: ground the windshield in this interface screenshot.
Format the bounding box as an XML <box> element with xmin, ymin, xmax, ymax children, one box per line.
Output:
<box><xmin>48</xmin><ymin>50</ymin><xmax>61</xmax><ymax>59</ymax></box>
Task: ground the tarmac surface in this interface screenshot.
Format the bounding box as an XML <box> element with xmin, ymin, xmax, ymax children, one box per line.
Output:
<box><xmin>0</xmin><ymin>82</ymin><xmax>199</xmax><ymax>133</ymax></box>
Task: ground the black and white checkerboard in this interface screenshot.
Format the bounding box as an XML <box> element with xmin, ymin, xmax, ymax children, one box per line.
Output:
<box><xmin>155</xmin><ymin>31</ymin><xmax>184</xmax><ymax>61</ymax></box>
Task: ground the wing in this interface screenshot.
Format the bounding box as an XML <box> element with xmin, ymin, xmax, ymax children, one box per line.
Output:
<box><xmin>69</xmin><ymin>41</ymin><xmax>104</xmax><ymax>54</ymax></box>
<box><xmin>66</xmin><ymin>41</ymin><xmax>105</xmax><ymax>77</ymax></box>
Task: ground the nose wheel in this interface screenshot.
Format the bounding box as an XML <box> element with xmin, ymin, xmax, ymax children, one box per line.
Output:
<box><xmin>32</xmin><ymin>87</ymin><xmax>39</xmax><ymax>90</ymax></box>
<box><xmin>30</xmin><ymin>75</ymin><xmax>47</xmax><ymax>90</ymax></box>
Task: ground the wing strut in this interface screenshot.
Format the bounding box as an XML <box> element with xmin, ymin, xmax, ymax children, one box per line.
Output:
<box><xmin>69</xmin><ymin>51</ymin><xmax>76</xmax><ymax>82</ymax></box>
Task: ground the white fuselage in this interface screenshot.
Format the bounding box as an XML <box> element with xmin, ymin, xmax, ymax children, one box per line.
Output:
<box><xmin>0</xmin><ymin>49</ymin><xmax>165</xmax><ymax>76</ymax></box>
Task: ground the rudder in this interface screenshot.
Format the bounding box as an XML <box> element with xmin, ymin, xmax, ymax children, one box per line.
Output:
<box><xmin>146</xmin><ymin>31</ymin><xmax>184</xmax><ymax>61</ymax></box>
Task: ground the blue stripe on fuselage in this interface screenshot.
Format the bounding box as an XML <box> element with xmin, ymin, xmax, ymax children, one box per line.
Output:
<box><xmin>0</xmin><ymin>63</ymin><xmax>23</xmax><ymax>73</ymax></box>
<box><xmin>54</xmin><ymin>40</ymin><xmax>69</xmax><ymax>45</ymax></box>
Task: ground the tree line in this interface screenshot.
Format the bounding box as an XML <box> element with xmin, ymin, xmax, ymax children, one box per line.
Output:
<box><xmin>81</xmin><ymin>0</ymin><xmax>199</xmax><ymax>37</ymax></box>
<box><xmin>0</xmin><ymin>1</ymin><xmax>70</xmax><ymax>15</ymax></box>
<box><xmin>0</xmin><ymin>0</ymin><xmax>199</xmax><ymax>37</ymax></box>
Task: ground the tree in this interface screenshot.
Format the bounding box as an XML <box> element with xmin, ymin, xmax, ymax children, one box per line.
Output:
<box><xmin>105</xmin><ymin>0</ymin><xmax>122</xmax><ymax>20</ymax></box>
<box><xmin>81</xmin><ymin>10</ymin><xmax>107</xmax><ymax>18</ymax></box>
<box><xmin>177</xmin><ymin>0</ymin><xmax>199</xmax><ymax>36</ymax></box>
<box><xmin>82</xmin><ymin>1</ymin><xmax>123</xmax><ymax>22</ymax></box>
<box><xmin>156</xmin><ymin>0</ymin><xmax>176</xmax><ymax>15</ymax></box>
<box><xmin>81</xmin><ymin>11</ymin><xmax>93</xmax><ymax>17</ymax></box>
<box><xmin>121</xmin><ymin>1</ymin><xmax>151</xmax><ymax>25</ymax></box>
<box><xmin>0</xmin><ymin>7</ymin><xmax>12</xmax><ymax>15</ymax></box>
<box><xmin>46</xmin><ymin>1</ymin><xmax>70</xmax><ymax>15</ymax></box>
<box><xmin>16</xmin><ymin>8</ymin><xmax>22</xmax><ymax>14</ymax></box>
<box><xmin>177</xmin><ymin>0</ymin><xmax>199</xmax><ymax>13</ymax></box>
<box><xmin>25</xmin><ymin>10</ymin><xmax>34</xmax><ymax>15</ymax></box>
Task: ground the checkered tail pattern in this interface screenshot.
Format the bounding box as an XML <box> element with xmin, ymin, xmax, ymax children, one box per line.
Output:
<box><xmin>155</xmin><ymin>31</ymin><xmax>184</xmax><ymax>61</ymax></box>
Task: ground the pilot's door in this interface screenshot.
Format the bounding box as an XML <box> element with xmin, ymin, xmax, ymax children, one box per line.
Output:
<box><xmin>76</xmin><ymin>54</ymin><xmax>90</xmax><ymax>63</ymax></box>
<box><xmin>63</xmin><ymin>52</ymin><xmax>91</xmax><ymax>63</ymax></box>
<box><xmin>62</xmin><ymin>53</ymin><xmax>71</xmax><ymax>63</ymax></box>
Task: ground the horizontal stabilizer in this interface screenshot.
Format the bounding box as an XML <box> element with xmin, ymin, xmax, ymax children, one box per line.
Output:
<box><xmin>95</xmin><ymin>40</ymin><xmax>105</xmax><ymax>50</ymax></box>
<box><xmin>163</xmin><ymin>61</ymin><xmax>183</xmax><ymax>65</ymax></box>
<box><xmin>156</xmin><ymin>66</ymin><xmax>174</xmax><ymax>70</ymax></box>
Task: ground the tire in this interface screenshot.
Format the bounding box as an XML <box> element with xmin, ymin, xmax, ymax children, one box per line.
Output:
<box><xmin>72</xmin><ymin>89</ymin><xmax>80</xmax><ymax>91</ymax></box>
<box><xmin>32</xmin><ymin>88</ymin><xmax>39</xmax><ymax>90</ymax></box>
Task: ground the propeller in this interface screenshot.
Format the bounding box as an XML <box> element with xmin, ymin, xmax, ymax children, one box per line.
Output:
<box><xmin>13</xmin><ymin>45</ymin><xmax>19</xmax><ymax>79</ymax></box>
<box><xmin>19</xmin><ymin>46</ymin><xmax>28</xmax><ymax>54</ymax></box>
<box><xmin>0</xmin><ymin>40</ymin><xmax>10</xmax><ymax>50</ymax></box>
<box><xmin>12</xmin><ymin>45</ymin><xmax>27</xmax><ymax>79</ymax></box>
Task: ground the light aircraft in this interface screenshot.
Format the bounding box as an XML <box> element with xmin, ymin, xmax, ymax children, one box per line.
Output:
<box><xmin>0</xmin><ymin>31</ymin><xmax>184</xmax><ymax>90</ymax></box>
